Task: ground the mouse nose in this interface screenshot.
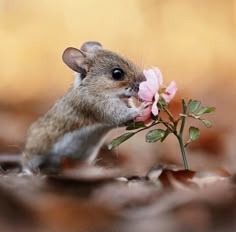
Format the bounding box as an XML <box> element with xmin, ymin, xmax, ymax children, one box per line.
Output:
<box><xmin>132</xmin><ymin>81</ymin><xmax>141</xmax><ymax>92</ymax></box>
<box><xmin>133</xmin><ymin>72</ymin><xmax>145</xmax><ymax>91</ymax></box>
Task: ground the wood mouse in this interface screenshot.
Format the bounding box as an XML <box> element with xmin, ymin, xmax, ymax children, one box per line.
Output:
<box><xmin>22</xmin><ymin>41</ymin><xmax>147</xmax><ymax>174</ymax></box>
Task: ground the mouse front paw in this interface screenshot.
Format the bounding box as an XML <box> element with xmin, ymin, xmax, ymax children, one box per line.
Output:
<box><xmin>135</xmin><ymin>101</ymin><xmax>152</xmax><ymax>122</ymax></box>
<box><xmin>121</xmin><ymin>97</ymin><xmax>152</xmax><ymax>124</ymax></box>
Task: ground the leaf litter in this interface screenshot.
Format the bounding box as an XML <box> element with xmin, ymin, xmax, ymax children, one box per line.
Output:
<box><xmin>0</xmin><ymin>160</ymin><xmax>235</xmax><ymax>232</ymax></box>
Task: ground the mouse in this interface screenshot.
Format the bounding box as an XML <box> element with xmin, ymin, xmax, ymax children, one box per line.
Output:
<box><xmin>21</xmin><ymin>41</ymin><xmax>148</xmax><ymax>174</ymax></box>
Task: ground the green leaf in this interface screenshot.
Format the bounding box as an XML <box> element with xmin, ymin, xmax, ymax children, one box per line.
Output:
<box><xmin>201</xmin><ymin>119</ymin><xmax>212</xmax><ymax>128</ymax></box>
<box><xmin>146</xmin><ymin>129</ymin><xmax>165</xmax><ymax>143</ymax></box>
<box><xmin>196</xmin><ymin>106</ymin><xmax>216</xmax><ymax>116</ymax></box>
<box><xmin>189</xmin><ymin>100</ymin><xmax>201</xmax><ymax>113</ymax></box>
<box><xmin>157</xmin><ymin>95</ymin><xmax>167</xmax><ymax>110</ymax></box>
<box><xmin>160</xmin><ymin>129</ymin><xmax>171</xmax><ymax>142</ymax></box>
<box><xmin>108</xmin><ymin>132</ymin><xmax>135</xmax><ymax>150</ymax></box>
<box><xmin>189</xmin><ymin>126</ymin><xmax>200</xmax><ymax>141</ymax></box>
<box><xmin>126</xmin><ymin>121</ymin><xmax>145</xmax><ymax>130</ymax></box>
<box><xmin>159</xmin><ymin>95</ymin><xmax>167</xmax><ymax>106</ymax></box>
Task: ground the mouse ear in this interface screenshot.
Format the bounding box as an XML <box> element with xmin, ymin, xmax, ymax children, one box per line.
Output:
<box><xmin>80</xmin><ymin>41</ymin><xmax>102</xmax><ymax>53</ymax></box>
<box><xmin>62</xmin><ymin>47</ymin><xmax>89</xmax><ymax>74</ymax></box>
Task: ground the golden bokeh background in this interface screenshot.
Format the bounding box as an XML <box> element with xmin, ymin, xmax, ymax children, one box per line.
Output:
<box><xmin>0</xmin><ymin>0</ymin><xmax>236</xmax><ymax>171</ymax></box>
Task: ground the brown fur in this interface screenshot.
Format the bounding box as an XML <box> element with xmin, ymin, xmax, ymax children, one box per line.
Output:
<box><xmin>22</xmin><ymin>41</ymin><xmax>145</xmax><ymax>173</ymax></box>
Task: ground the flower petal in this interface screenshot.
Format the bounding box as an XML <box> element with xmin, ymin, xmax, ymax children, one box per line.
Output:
<box><xmin>138</xmin><ymin>81</ymin><xmax>154</xmax><ymax>102</ymax></box>
<box><xmin>151</xmin><ymin>93</ymin><xmax>159</xmax><ymax>116</ymax></box>
<box><xmin>153</xmin><ymin>67</ymin><xmax>163</xmax><ymax>86</ymax></box>
<box><xmin>143</xmin><ymin>69</ymin><xmax>159</xmax><ymax>95</ymax></box>
<box><xmin>161</xmin><ymin>81</ymin><xmax>177</xmax><ymax>103</ymax></box>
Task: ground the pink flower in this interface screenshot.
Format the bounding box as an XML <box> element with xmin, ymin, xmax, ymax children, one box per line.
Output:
<box><xmin>136</xmin><ymin>67</ymin><xmax>177</xmax><ymax>121</ymax></box>
<box><xmin>161</xmin><ymin>81</ymin><xmax>178</xmax><ymax>104</ymax></box>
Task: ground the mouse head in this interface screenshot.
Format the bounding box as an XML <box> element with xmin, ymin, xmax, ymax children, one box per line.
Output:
<box><xmin>62</xmin><ymin>41</ymin><xmax>145</xmax><ymax>98</ymax></box>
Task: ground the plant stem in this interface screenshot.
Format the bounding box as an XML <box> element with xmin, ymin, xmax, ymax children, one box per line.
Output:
<box><xmin>177</xmin><ymin>135</ymin><xmax>189</xmax><ymax>170</ymax></box>
<box><xmin>163</xmin><ymin>106</ymin><xmax>174</xmax><ymax>121</ymax></box>
<box><xmin>176</xmin><ymin>99</ymin><xmax>189</xmax><ymax>170</ymax></box>
<box><xmin>179</xmin><ymin>99</ymin><xmax>187</xmax><ymax>136</ymax></box>
<box><xmin>159</xmin><ymin>118</ymin><xmax>174</xmax><ymax>131</ymax></box>
<box><xmin>134</xmin><ymin>117</ymin><xmax>174</xmax><ymax>135</ymax></box>
<box><xmin>132</xmin><ymin>120</ymin><xmax>160</xmax><ymax>135</ymax></box>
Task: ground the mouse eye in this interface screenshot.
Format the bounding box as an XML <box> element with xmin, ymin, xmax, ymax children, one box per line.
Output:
<box><xmin>112</xmin><ymin>68</ymin><xmax>125</xmax><ymax>81</ymax></box>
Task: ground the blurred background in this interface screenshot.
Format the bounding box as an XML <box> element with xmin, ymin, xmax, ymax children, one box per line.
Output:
<box><xmin>0</xmin><ymin>0</ymin><xmax>236</xmax><ymax>174</ymax></box>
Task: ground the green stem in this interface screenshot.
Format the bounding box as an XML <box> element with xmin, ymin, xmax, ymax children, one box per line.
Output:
<box><xmin>177</xmin><ymin>135</ymin><xmax>189</xmax><ymax>170</ymax></box>
<box><xmin>177</xmin><ymin>99</ymin><xmax>189</xmax><ymax>170</ymax></box>
<box><xmin>163</xmin><ymin>106</ymin><xmax>174</xmax><ymax>121</ymax></box>
<box><xmin>179</xmin><ymin>99</ymin><xmax>187</xmax><ymax>136</ymax></box>
<box><xmin>159</xmin><ymin>119</ymin><xmax>174</xmax><ymax>131</ymax></box>
<box><xmin>134</xmin><ymin>117</ymin><xmax>174</xmax><ymax>135</ymax></box>
<box><xmin>133</xmin><ymin>120</ymin><xmax>160</xmax><ymax>135</ymax></box>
